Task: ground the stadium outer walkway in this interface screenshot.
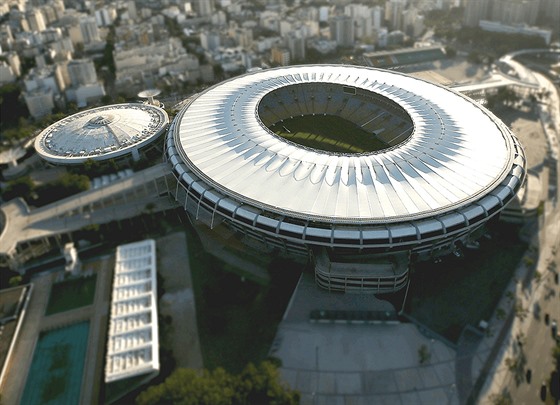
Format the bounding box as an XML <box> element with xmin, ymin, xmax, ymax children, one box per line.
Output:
<box><xmin>0</xmin><ymin>163</ymin><xmax>178</xmax><ymax>269</ymax></box>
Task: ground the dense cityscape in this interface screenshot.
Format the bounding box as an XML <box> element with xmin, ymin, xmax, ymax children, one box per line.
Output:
<box><xmin>0</xmin><ymin>0</ymin><xmax>559</xmax><ymax>404</ymax></box>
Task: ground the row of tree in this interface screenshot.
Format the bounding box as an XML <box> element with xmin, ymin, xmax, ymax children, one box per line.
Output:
<box><xmin>1</xmin><ymin>172</ymin><xmax>90</xmax><ymax>206</ymax></box>
<box><xmin>136</xmin><ymin>360</ymin><xmax>299</xmax><ymax>405</ymax></box>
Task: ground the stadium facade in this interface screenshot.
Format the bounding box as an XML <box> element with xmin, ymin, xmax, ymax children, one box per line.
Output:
<box><xmin>165</xmin><ymin>65</ymin><xmax>526</xmax><ymax>293</ymax></box>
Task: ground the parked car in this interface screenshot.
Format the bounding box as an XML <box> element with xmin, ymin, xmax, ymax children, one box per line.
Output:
<box><xmin>540</xmin><ymin>381</ymin><xmax>547</xmax><ymax>401</ymax></box>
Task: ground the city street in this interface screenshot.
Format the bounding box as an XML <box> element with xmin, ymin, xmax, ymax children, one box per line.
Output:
<box><xmin>480</xmin><ymin>56</ymin><xmax>560</xmax><ymax>404</ymax></box>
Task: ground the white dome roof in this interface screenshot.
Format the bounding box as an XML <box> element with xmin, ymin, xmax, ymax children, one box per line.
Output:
<box><xmin>174</xmin><ymin>65</ymin><xmax>521</xmax><ymax>223</ymax></box>
<box><xmin>35</xmin><ymin>103</ymin><xmax>168</xmax><ymax>164</ymax></box>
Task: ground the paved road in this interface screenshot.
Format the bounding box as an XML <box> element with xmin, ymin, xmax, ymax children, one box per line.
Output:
<box><xmin>478</xmin><ymin>53</ymin><xmax>560</xmax><ymax>405</ymax></box>
<box><xmin>507</xmin><ymin>70</ymin><xmax>560</xmax><ymax>403</ymax></box>
<box><xmin>157</xmin><ymin>232</ymin><xmax>203</xmax><ymax>370</ymax></box>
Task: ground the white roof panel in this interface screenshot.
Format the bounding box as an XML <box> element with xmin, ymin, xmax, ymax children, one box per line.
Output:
<box><xmin>105</xmin><ymin>239</ymin><xmax>159</xmax><ymax>383</ymax></box>
<box><xmin>173</xmin><ymin>65</ymin><xmax>522</xmax><ymax>224</ymax></box>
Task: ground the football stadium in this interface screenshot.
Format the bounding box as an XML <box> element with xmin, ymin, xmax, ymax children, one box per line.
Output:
<box><xmin>165</xmin><ymin>65</ymin><xmax>526</xmax><ymax>293</ymax></box>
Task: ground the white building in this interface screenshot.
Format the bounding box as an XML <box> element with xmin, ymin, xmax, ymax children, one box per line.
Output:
<box><xmin>26</xmin><ymin>9</ymin><xmax>46</xmax><ymax>32</ymax></box>
<box><xmin>95</xmin><ymin>7</ymin><xmax>117</xmax><ymax>27</ymax></box>
<box><xmin>330</xmin><ymin>15</ymin><xmax>354</xmax><ymax>47</ymax></box>
<box><xmin>0</xmin><ymin>61</ymin><xmax>16</xmax><ymax>84</ymax></box>
<box><xmin>67</xmin><ymin>59</ymin><xmax>98</xmax><ymax>86</ymax></box>
<box><xmin>23</xmin><ymin>87</ymin><xmax>55</xmax><ymax>118</ymax></box>
<box><xmin>24</xmin><ymin>67</ymin><xmax>60</xmax><ymax>95</ymax></box>
<box><xmin>79</xmin><ymin>16</ymin><xmax>101</xmax><ymax>44</ymax></box>
<box><xmin>200</xmin><ymin>30</ymin><xmax>221</xmax><ymax>51</ymax></box>
<box><xmin>67</xmin><ymin>83</ymin><xmax>105</xmax><ymax>107</ymax></box>
<box><xmin>105</xmin><ymin>240</ymin><xmax>159</xmax><ymax>384</ymax></box>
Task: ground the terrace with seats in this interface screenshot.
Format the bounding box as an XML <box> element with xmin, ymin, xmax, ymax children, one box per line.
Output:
<box><xmin>258</xmin><ymin>83</ymin><xmax>414</xmax><ymax>154</ymax></box>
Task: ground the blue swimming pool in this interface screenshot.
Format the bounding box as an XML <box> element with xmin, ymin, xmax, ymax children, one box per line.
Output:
<box><xmin>21</xmin><ymin>321</ymin><xmax>90</xmax><ymax>405</ymax></box>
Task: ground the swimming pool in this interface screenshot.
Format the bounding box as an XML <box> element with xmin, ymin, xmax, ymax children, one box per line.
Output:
<box><xmin>21</xmin><ymin>321</ymin><xmax>90</xmax><ymax>405</ymax></box>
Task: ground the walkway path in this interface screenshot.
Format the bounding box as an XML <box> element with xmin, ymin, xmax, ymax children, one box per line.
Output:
<box><xmin>157</xmin><ymin>232</ymin><xmax>203</xmax><ymax>369</ymax></box>
<box><xmin>0</xmin><ymin>273</ymin><xmax>52</xmax><ymax>405</ymax></box>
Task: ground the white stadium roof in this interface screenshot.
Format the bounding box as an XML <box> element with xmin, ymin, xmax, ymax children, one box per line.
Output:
<box><xmin>105</xmin><ymin>239</ymin><xmax>159</xmax><ymax>383</ymax></box>
<box><xmin>173</xmin><ymin>65</ymin><xmax>522</xmax><ymax>223</ymax></box>
<box><xmin>35</xmin><ymin>103</ymin><xmax>168</xmax><ymax>164</ymax></box>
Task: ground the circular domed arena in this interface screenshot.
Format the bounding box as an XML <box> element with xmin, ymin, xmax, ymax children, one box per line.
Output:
<box><xmin>35</xmin><ymin>103</ymin><xmax>169</xmax><ymax>165</ymax></box>
<box><xmin>165</xmin><ymin>65</ymin><xmax>526</xmax><ymax>293</ymax></box>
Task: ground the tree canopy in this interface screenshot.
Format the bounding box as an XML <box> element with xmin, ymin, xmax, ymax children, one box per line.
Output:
<box><xmin>136</xmin><ymin>361</ymin><xmax>299</xmax><ymax>405</ymax></box>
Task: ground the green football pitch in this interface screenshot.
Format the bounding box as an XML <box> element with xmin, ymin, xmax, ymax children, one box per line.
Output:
<box><xmin>269</xmin><ymin>114</ymin><xmax>388</xmax><ymax>154</ymax></box>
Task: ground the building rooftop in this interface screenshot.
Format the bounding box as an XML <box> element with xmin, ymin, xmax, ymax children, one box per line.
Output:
<box><xmin>105</xmin><ymin>239</ymin><xmax>159</xmax><ymax>383</ymax></box>
<box><xmin>363</xmin><ymin>46</ymin><xmax>446</xmax><ymax>69</ymax></box>
<box><xmin>34</xmin><ymin>103</ymin><xmax>168</xmax><ymax>164</ymax></box>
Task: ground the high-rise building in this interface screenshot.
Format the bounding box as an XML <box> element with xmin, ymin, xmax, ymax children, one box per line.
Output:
<box><xmin>127</xmin><ymin>0</ymin><xmax>138</xmax><ymax>21</ymax></box>
<box><xmin>26</xmin><ymin>9</ymin><xmax>46</xmax><ymax>32</ymax></box>
<box><xmin>372</xmin><ymin>6</ymin><xmax>384</xmax><ymax>31</ymax></box>
<box><xmin>193</xmin><ymin>0</ymin><xmax>215</xmax><ymax>17</ymax></box>
<box><xmin>539</xmin><ymin>0</ymin><xmax>560</xmax><ymax>25</ymax></box>
<box><xmin>67</xmin><ymin>59</ymin><xmax>98</xmax><ymax>86</ymax></box>
<box><xmin>385</xmin><ymin>0</ymin><xmax>406</xmax><ymax>31</ymax></box>
<box><xmin>491</xmin><ymin>0</ymin><xmax>539</xmax><ymax>25</ymax></box>
<box><xmin>200</xmin><ymin>30</ymin><xmax>221</xmax><ymax>51</ymax></box>
<box><xmin>23</xmin><ymin>88</ymin><xmax>55</xmax><ymax>119</ymax></box>
<box><xmin>5</xmin><ymin>52</ymin><xmax>21</xmax><ymax>77</ymax></box>
<box><xmin>0</xmin><ymin>61</ymin><xmax>16</xmax><ymax>84</ymax></box>
<box><xmin>463</xmin><ymin>0</ymin><xmax>490</xmax><ymax>27</ymax></box>
<box><xmin>329</xmin><ymin>15</ymin><xmax>354</xmax><ymax>47</ymax></box>
<box><xmin>286</xmin><ymin>33</ymin><xmax>306</xmax><ymax>62</ymax></box>
<box><xmin>271</xmin><ymin>46</ymin><xmax>290</xmax><ymax>66</ymax></box>
<box><xmin>95</xmin><ymin>7</ymin><xmax>117</xmax><ymax>27</ymax></box>
<box><xmin>79</xmin><ymin>16</ymin><xmax>101</xmax><ymax>44</ymax></box>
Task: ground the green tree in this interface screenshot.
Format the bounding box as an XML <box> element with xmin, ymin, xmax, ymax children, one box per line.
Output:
<box><xmin>418</xmin><ymin>344</ymin><xmax>431</xmax><ymax>364</ymax></box>
<box><xmin>34</xmin><ymin>173</ymin><xmax>90</xmax><ymax>206</ymax></box>
<box><xmin>489</xmin><ymin>391</ymin><xmax>513</xmax><ymax>405</ymax></box>
<box><xmin>136</xmin><ymin>361</ymin><xmax>299</xmax><ymax>405</ymax></box>
<box><xmin>9</xmin><ymin>275</ymin><xmax>22</xmax><ymax>287</ymax></box>
<box><xmin>0</xmin><ymin>83</ymin><xmax>29</xmax><ymax>131</ymax></box>
<box><xmin>553</xmin><ymin>344</ymin><xmax>560</xmax><ymax>370</ymax></box>
<box><xmin>1</xmin><ymin>176</ymin><xmax>35</xmax><ymax>202</ymax></box>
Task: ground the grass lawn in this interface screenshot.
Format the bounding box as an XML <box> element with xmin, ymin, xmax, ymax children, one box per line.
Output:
<box><xmin>45</xmin><ymin>275</ymin><xmax>97</xmax><ymax>315</ymax></box>
<box><xmin>405</xmin><ymin>222</ymin><xmax>527</xmax><ymax>343</ymax></box>
<box><xmin>270</xmin><ymin>115</ymin><xmax>387</xmax><ymax>153</ymax></box>
<box><xmin>185</xmin><ymin>224</ymin><xmax>302</xmax><ymax>372</ymax></box>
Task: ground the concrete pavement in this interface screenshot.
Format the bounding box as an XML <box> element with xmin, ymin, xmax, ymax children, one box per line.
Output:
<box><xmin>157</xmin><ymin>232</ymin><xmax>204</xmax><ymax>370</ymax></box>
<box><xmin>477</xmin><ymin>55</ymin><xmax>560</xmax><ymax>405</ymax></box>
<box><xmin>273</xmin><ymin>273</ymin><xmax>460</xmax><ymax>405</ymax></box>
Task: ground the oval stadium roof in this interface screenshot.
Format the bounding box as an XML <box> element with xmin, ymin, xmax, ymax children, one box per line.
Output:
<box><xmin>173</xmin><ymin>65</ymin><xmax>523</xmax><ymax>224</ymax></box>
<box><xmin>35</xmin><ymin>103</ymin><xmax>169</xmax><ymax>164</ymax></box>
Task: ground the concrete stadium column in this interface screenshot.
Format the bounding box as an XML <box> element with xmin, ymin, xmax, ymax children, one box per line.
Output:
<box><xmin>132</xmin><ymin>148</ymin><xmax>140</xmax><ymax>161</ymax></box>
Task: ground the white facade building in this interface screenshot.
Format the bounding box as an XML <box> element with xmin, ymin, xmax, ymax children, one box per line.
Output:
<box><xmin>67</xmin><ymin>59</ymin><xmax>98</xmax><ymax>86</ymax></box>
<box><xmin>23</xmin><ymin>87</ymin><xmax>55</xmax><ymax>118</ymax></box>
<box><xmin>105</xmin><ymin>239</ymin><xmax>159</xmax><ymax>383</ymax></box>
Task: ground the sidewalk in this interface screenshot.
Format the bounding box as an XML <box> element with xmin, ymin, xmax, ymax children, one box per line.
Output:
<box><xmin>157</xmin><ymin>232</ymin><xmax>203</xmax><ymax>370</ymax></box>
